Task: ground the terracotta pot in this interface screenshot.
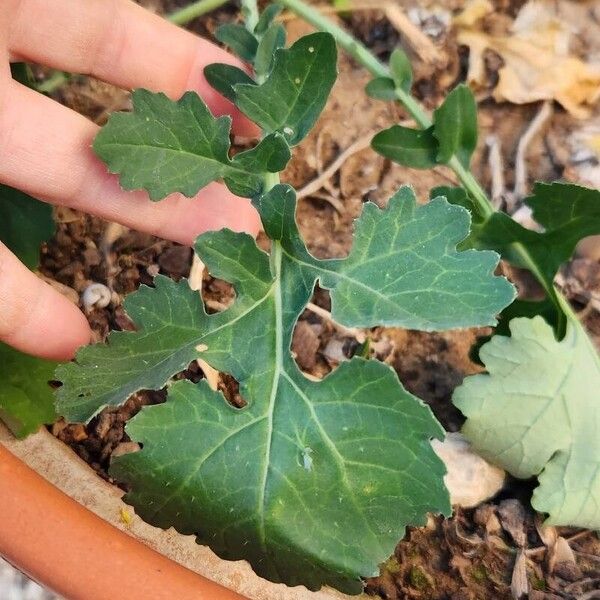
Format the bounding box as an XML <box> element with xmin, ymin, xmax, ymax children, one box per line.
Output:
<box><xmin>0</xmin><ymin>424</ymin><xmax>351</xmax><ymax>600</ymax></box>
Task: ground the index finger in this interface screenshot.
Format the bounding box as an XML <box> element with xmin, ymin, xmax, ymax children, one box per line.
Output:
<box><xmin>7</xmin><ymin>0</ymin><xmax>258</xmax><ymax>136</ymax></box>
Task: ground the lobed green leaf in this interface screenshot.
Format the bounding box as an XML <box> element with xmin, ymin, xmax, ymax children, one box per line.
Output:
<box><xmin>93</xmin><ymin>89</ymin><xmax>287</xmax><ymax>200</ymax></box>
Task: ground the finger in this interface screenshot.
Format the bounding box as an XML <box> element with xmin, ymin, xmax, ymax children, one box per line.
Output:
<box><xmin>7</xmin><ymin>0</ymin><xmax>258</xmax><ymax>137</ymax></box>
<box><xmin>0</xmin><ymin>80</ymin><xmax>261</xmax><ymax>246</ymax></box>
<box><xmin>0</xmin><ymin>243</ymin><xmax>91</xmax><ymax>360</ymax></box>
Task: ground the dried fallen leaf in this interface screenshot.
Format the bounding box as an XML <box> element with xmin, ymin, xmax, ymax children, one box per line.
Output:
<box><xmin>455</xmin><ymin>0</ymin><xmax>600</xmax><ymax>117</ymax></box>
<box><xmin>511</xmin><ymin>550</ymin><xmax>529</xmax><ymax>600</ymax></box>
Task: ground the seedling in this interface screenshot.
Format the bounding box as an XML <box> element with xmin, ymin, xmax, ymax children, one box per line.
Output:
<box><xmin>53</xmin><ymin>3</ymin><xmax>518</xmax><ymax>593</ymax></box>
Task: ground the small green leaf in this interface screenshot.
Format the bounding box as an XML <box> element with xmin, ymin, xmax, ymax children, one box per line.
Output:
<box><xmin>454</xmin><ymin>315</ymin><xmax>600</xmax><ymax>529</ymax></box>
<box><xmin>430</xmin><ymin>186</ymin><xmax>481</xmax><ymax>219</ymax></box>
<box><xmin>93</xmin><ymin>89</ymin><xmax>267</xmax><ymax>200</ymax></box>
<box><xmin>231</xmin><ymin>132</ymin><xmax>291</xmax><ymax>173</ymax></box>
<box><xmin>203</xmin><ymin>64</ymin><xmax>255</xmax><ymax>102</ymax></box>
<box><xmin>254</xmin><ymin>4</ymin><xmax>282</xmax><ymax>35</ymax></box>
<box><xmin>389</xmin><ymin>48</ymin><xmax>412</xmax><ymax>92</ymax></box>
<box><xmin>0</xmin><ymin>184</ymin><xmax>54</xmax><ymax>269</ymax></box>
<box><xmin>365</xmin><ymin>77</ymin><xmax>398</xmax><ymax>101</ymax></box>
<box><xmin>0</xmin><ymin>344</ymin><xmax>57</xmax><ymax>438</ymax></box>
<box><xmin>234</xmin><ymin>32</ymin><xmax>337</xmax><ymax>145</ymax></box>
<box><xmin>254</xmin><ymin>23</ymin><xmax>286</xmax><ymax>79</ymax></box>
<box><xmin>473</xmin><ymin>183</ymin><xmax>600</xmax><ymax>323</ymax></box>
<box><xmin>371</xmin><ymin>125</ymin><xmax>439</xmax><ymax>169</ymax></box>
<box><xmin>433</xmin><ymin>84</ymin><xmax>478</xmax><ymax>168</ymax></box>
<box><xmin>215</xmin><ymin>23</ymin><xmax>259</xmax><ymax>63</ymax></box>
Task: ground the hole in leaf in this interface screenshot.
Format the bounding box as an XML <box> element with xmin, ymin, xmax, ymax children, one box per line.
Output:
<box><xmin>201</xmin><ymin>274</ymin><xmax>236</xmax><ymax>314</ymax></box>
<box><xmin>217</xmin><ymin>372</ymin><xmax>247</xmax><ymax>408</ymax></box>
<box><xmin>291</xmin><ymin>287</ymin><xmax>361</xmax><ymax>378</ymax></box>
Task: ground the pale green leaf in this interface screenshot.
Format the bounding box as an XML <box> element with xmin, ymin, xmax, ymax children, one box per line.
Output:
<box><xmin>371</xmin><ymin>125</ymin><xmax>439</xmax><ymax>169</ymax></box>
<box><xmin>0</xmin><ymin>344</ymin><xmax>57</xmax><ymax>438</ymax></box>
<box><xmin>0</xmin><ymin>184</ymin><xmax>54</xmax><ymax>269</ymax></box>
<box><xmin>433</xmin><ymin>84</ymin><xmax>478</xmax><ymax>168</ymax></box>
<box><xmin>454</xmin><ymin>315</ymin><xmax>600</xmax><ymax>529</ymax></box>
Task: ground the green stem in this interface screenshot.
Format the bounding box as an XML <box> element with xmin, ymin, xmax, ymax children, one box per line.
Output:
<box><xmin>278</xmin><ymin>0</ymin><xmax>389</xmax><ymax>78</ymax></box>
<box><xmin>37</xmin><ymin>71</ymin><xmax>69</xmax><ymax>94</ymax></box>
<box><xmin>277</xmin><ymin>0</ymin><xmax>572</xmax><ymax>334</ymax></box>
<box><xmin>168</xmin><ymin>0</ymin><xmax>229</xmax><ymax>25</ymax></box>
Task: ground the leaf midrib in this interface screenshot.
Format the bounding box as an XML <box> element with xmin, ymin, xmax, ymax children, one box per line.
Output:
<box><xmin>100</xmin><ymin>141</ymin><xmax>250</xmax><ymax>179</ymax></box>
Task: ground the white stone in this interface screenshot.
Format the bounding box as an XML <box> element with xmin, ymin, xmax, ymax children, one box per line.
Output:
<box><xmin>432</xmin><ymin>432</ymin><xmax>506</xmax><ymax>508</ymax></box>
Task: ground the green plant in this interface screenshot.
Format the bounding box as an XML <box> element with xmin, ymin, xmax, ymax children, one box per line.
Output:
<box><xmin>52</xmin><ymin>2</ymin><xmax>518</xmax><ymax>593</ymax></box>
<box><xmin>273</xmin><ymin>0</ymin><xmax>600</xmax><ymax>530</ymax></box>
<box><xmin>0</xmin><ymin>183</ymin><xmax>57</xmax><ymax>437</ymax></box>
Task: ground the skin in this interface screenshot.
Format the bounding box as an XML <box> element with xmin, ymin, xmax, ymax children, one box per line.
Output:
<box><xmin>0</xmin><ymin>0</ymin><xmax>261</xmax><ymax>360</ymax></box>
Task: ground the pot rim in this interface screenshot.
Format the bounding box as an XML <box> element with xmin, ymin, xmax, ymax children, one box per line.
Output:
<box><xmin>0</xmin><ymin>443</ymin><xmax>247</xmax><ymax>600</ymax></box>
<box><xmin>0</xmin><ymin>424</ymin><xmax>351</xmax><ymax>600</ymax></box>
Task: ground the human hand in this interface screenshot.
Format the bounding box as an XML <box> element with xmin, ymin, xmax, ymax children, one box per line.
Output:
<box><xmin>0</xmin><ymin>0</ymin><xmax>261</xmax><ymax>361</ymax></box>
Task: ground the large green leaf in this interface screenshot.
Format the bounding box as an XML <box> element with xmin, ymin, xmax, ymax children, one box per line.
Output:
<box><xmin>232</xmin><ymin>32</ymin><xmax>337</xmax><ymax>145</ymax></box>
<box><xmin>0</xmin><ymin>344</ymin><xmax>57</xmax><ymax>438</ymax></box>
<box><xmin>57</xmin><ymin>185</ymin><xmax>513</xmax><ymax>421</ymax></box>
<box><xmin>93</xmin><ymin>90</ymin><xmax>288</xmax><ymax>201</ymax></box>
<box><xmin>0</xmin><ymin>184</ymin><xmax>54</xmax><ymax>269</ymax></box>
<box><xmin>454</xmin><ymin>315</ymin><xmax>600</xmax><ymax>529</ymax></box>
<box><xmin>58</xmin><ymin>192</ymin><xmax>457</xmax><ymax>589</ymax></box>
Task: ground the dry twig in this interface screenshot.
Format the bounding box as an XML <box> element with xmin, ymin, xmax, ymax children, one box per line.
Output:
<box><xmin>298</xmin><ymin>133</ymin><xmax>374</xmax><ymax>204</ymax></box>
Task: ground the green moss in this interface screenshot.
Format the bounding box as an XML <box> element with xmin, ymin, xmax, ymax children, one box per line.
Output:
<box><xmin>382</xmin><ymin>557</ymin><xmax>401</xmax><ymax>575</ymax></box>
<box><xmin>409</xmin><ymin>566</ymin><xmax>433</xmax><ymax>590</ymax></box>
<box><xmin>471</xmin><ymin>565</ymin><xmax>488</xmax><ymax>583</ymax></box>
<box><xmin>531</xmin><ymin>575</ymin><xmax>546</xmax><ymax>591</ymax></box>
